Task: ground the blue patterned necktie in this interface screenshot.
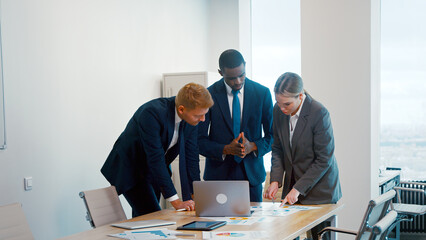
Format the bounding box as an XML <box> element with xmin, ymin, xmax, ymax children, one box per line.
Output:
<box><xmin>232</xmin><ymin>89</ymin><xmax>241</xmax><ymax>138</ymax></box>
<box><xmin>232</xmin><ymin>89</ymin><xmax>242</xmax><ymax>163</ymax></box>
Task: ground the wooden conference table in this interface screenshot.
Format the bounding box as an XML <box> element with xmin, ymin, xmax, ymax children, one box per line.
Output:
<box><xmin>59</xmin><ymin>202</ymin><xmax>343</xmax><ymax>240</ymax></box>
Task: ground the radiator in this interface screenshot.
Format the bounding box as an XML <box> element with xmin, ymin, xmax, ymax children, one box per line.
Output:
<box><xmin>398</xmin><ymin>181</ymin><xmax>425</xmax><ymax>233</ymax></box>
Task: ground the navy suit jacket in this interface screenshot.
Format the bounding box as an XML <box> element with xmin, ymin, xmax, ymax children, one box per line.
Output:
<box><xmin>198</xmin><ymin>79</ymin><xmax>273</xmax><ymax>186</ymax></box>
<box><xmin>101</xmin><ymin>97</ymin><xmax>200</xmax><ymax>200</ymax></box>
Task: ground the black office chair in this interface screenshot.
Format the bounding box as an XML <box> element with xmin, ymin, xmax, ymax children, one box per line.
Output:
<box><xmin>318</xmin><ymin>190</ymin><xmax>396</xmax><ymax>240</ymax></box>
<box><xmin>391</xmin><ymin>181</ymin><xmax>426</xmax><ymax>216</ymax></box>
<box><xmin>390</xmin><ymin>181</ymin><xmax>426</xmax><ymax>239</ymax></box>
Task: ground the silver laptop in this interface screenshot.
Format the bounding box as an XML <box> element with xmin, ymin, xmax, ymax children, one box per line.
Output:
<box><xmin>193</xmin><ymin>180</ymin><xmax>251</xmax><ymax>217</ymax></box>
<box><xmin>111</xmin><ymin>219</ymin><xmax>176</xmax><ymax>229</ymax></box>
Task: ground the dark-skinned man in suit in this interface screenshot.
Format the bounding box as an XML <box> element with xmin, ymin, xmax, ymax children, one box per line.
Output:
<box><xmin>198</xmin><ymin>49</ymin><xmax>273</xmax><ymax>201</ymax></box>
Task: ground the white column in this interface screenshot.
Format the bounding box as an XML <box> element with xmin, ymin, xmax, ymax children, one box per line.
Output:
<box><xmin>207</xmin><ymin>0</ymin><xmax>252</xmax><ymax>76</ymax></box>
<box><xmin>301</xmin><ymin>0</ymin><xmax>380</xmax><ymax>230</ymax></box>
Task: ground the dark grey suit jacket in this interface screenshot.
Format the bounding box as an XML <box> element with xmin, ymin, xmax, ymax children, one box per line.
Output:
<box><xmin>270</xmin><ymin>94</ymin><xmax>342</xmax><ymax>204</ymax></box>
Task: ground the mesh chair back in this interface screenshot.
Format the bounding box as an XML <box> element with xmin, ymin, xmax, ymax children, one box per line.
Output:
<box><xmin>79</xmin><ymin>186</ymin><xmax>127</xmax><ymax>228</ymax></box>
<box><xmin>369</xmin><ymin>210</ymin><xmax>398</xmax><ymax>240</ymax></box>
<box><xmin>0</xmin><ymin>203</ymin><xmax>34</xmax><ymax>240</ymax></box>
<box><xmin>356</xmin><ymin>190</ymin><xmax>396</xmax><ymax>240</ymax></box>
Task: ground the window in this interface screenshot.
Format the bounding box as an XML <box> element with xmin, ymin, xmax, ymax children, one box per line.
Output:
<box><xmin>380</xmin><ymin>0</ymin><xmax>426</xmax><ymax>181</ymax></box>
<box><xmin>251</xmin><ymin>0</ymin><xmax>301</xmax><ymax>171</ymax></box>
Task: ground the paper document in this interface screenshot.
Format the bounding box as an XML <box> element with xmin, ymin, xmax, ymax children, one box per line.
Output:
<box><xmin>205</xmin><ymin>216</ymin><xmax>273</xmax><ymax>225</ymax></box>
<box><xmin>126</xmin><ymin>229</ymin><xmax>179</xmax><ymax>240</ymax></box>
<box><xmin>281</xmin><ymin>204</ymin><xmax>320</xmax><ymax>210</ymax></box>
<box><xmin>251</xmin><ymin>202</ymin><xmax>320</xmax><ymax>210</ymax></box>
<box><xmin>108</xmin><ymin>232</ymin><xmax>131</xmax><ymax>239</ymax></box>
<box><xmin>250</xmin><ymin>203</ymin><xmax>298</xmax><ymax>216</ymax></box>
<box><xmin>202</xmin><ymin>231</ymin><xmax>268</xmax><ymax>239</ymax></box>
<box><xmin>109</xmin><ymin>228</ymin><xmax>185</xmax><ymax>240</ymax></box>
<box><xmin>251</xmin><ymin>208</ymin><xmax>299</xmax><ymax>217</ymax></box>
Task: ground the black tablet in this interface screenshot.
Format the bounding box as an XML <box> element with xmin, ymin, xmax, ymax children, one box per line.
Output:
<box><xmin>176</xmin><ymin>221</ymin><xmax>226</xmax><ymax>231</ymax></box>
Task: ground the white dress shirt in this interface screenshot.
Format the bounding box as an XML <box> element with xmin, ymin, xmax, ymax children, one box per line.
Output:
<box><xmin>289</xmin><ymin>93</ymin><xmax>306</xmax><ymax>147</ymax></box>
<box><xmin>225</xmin><ymin>82</ymin><xmax>244</xmax><ymax>118</ymax></box>
<box><xmin>167</xmin><ymin>109</ymin><xmax>181</xmax><ymax>151</ymax></box>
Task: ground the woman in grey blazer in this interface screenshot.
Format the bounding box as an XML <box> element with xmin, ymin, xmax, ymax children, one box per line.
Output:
<box><xmin>264</xmin><ymin>72</ymin><xmax>341</xmax><ymax>239</ymax></box>
<box><xmin>264</xmin><ymin>72</ymin><xmax>341</xmax><ymax>238</ymax></box>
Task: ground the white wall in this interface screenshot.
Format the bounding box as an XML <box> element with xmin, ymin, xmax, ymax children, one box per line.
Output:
<box><xmin>301</xmin><ymin>0</ymin><xmax>381</xmax><ymax>233</ymax></box>
<box><xmin>0</xmin><ymin>0</ymin><xmax>215</xmax><ymax>239</ymax></box>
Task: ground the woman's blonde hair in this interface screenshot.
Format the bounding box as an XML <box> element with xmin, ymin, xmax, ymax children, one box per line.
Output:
<box><xmin>175</xmin><ymin>83</ymin><xmax>214</xmax><ymax>109</ymax></box>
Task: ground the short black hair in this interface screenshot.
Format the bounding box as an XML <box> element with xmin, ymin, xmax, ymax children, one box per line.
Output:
<box><xmin>218</xmin><ymin>49</ymin><xmax>245</xmax><ymax>71</ymax></box>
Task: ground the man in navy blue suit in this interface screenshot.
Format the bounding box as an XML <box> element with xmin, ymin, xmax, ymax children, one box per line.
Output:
<box><xmin>101</xmin><ymin>83</ymin><xmax>214</xmax><ymax>217</ymax></box>
<box><xmin>198</xmin><ymin>49</ymin><xmax>273</xmax><ymax>201</ymax></box>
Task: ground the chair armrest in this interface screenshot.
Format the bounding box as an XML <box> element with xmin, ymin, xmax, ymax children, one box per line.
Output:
<box><xmin>400</xmin><ymin>181</ymin><xmax>426</xmax><ymax>186</ymax></box>
<box><xmin>394</xmin><ymin>187</ymin><xmax>425</xmax><ymax>194</ymax></box>
<box><xmin>318</xmin><ymin>227</ymin><xmax>357</xmax><ymax>239</ymax></box>
<box><xmin>394</xmin><ymin>186</ymin><xmax>425</xmax><ymax>203</ymax></box>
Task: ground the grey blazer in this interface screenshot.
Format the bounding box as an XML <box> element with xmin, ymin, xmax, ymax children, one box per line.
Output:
<box><xmin>270</xmin><ymin>94</ymin><xmax>342</xmax><ymax>204</ymax></box>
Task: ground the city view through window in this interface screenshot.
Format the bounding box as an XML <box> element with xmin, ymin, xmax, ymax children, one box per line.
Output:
<box><xmin>380</xmin><ymin>0</ymin><xmax>426</xmax><ymax>181</ymax></box>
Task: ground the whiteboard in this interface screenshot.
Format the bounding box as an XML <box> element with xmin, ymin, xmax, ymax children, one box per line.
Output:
<box><xmin>162</xmin><ymin>71</ymin><xmax>219</xmax><ymax>97</ymax></box>
<box><xmin>0</xmin><ymin>10</ymin><xmax>5</xmax><ymax>150</ymax></box>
